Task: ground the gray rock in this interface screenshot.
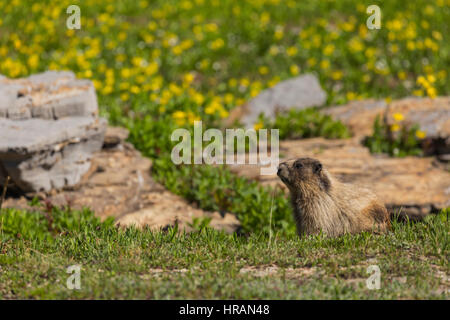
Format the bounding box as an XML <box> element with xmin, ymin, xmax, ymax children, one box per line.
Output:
<box><xmin>0</xmin><ymin>70</ymin><xmax>99</xmax><ymax>120</ymax></box>
<box><xmin>0</xmin><ymin>117</ymin><xmax>106</xmax><ymax>192</ymax></box>
<box><xmin>0</xmin><ymin>71</ymin><xmax>106</xmax><ymax>193</ymax></box>
<box><xmin>229</xmin><ymin>74</ymin><xmax>327</xmax><ymax>128</ymax></box>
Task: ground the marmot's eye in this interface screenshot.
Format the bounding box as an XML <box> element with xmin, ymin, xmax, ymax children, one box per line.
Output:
<box><xmin>314</xmin><ymin>163</ymin><xmax>322</xmax><ymax>173</ymax></box>
<box><xmin>294</xmin><ymin>162</ymin><xmax>303</xmax><ymax>169</ymax></box>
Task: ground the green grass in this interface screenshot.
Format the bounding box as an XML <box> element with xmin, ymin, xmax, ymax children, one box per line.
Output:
<box><xmin>0</xmin><ymin>206</ymin><xmax>448</xmax><ymax>299</ymax></box>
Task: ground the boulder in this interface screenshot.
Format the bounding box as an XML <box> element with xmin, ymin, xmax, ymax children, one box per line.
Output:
<box><xmin>227</xmin><ymin>74</ymin><xmax>327</xmax><ymax>128</ymax></box>
<box><xmin>0</xmin><ymin>71</ymin><xmax>106</xmax><ymax>192</ymax></box>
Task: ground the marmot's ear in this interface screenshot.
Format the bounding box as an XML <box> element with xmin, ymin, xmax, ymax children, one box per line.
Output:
<box><xmin>314</xmin><ymin>163</ymin><xmax>322</xmax><ymax>174</ymax></box>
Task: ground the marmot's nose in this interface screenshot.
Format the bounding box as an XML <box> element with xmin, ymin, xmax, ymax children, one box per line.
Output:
<box><xmin>277</xmin><ymin>164</ymin><xmax>284</xmax><ymax>176</ymax></box>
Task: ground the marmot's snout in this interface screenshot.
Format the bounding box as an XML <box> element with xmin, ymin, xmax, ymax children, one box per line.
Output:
<box><xmin>277</xmin><ymin>162</ymin><xmax>291</xmax><ymax>185</ymax></box>
<box><xmin>277</xmin><ymin>158</ymin><xmax>320</xmax><ymax>187</ymax></box>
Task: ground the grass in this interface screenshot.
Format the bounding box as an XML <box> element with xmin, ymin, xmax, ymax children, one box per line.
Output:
<box><xmin>0</xmin><ymin>206</ymin><xmax>448</xmax><ymax>299</ymax></box>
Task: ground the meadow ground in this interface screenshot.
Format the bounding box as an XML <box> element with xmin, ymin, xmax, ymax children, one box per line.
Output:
<box><xmin>0</xmin><ymin>207</ymin><xmax>448</xmax><ymax>299</ymax></box>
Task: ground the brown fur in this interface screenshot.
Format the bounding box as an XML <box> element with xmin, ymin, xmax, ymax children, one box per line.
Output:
<box><xmin>277</xmin><ymin>158</ymin><xmax>390</xmax><ymax>238</ymax></box>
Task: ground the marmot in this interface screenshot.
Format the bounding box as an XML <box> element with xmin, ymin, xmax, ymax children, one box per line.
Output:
<box><xmin>277</xmin><ymin>158</ymin><xmax>390</xmax><ymax>237</ymax></box>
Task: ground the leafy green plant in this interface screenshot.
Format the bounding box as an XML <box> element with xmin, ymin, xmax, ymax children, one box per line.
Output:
<box><xmin>0</xmin><ymin>206</ymin><xmax>114</xmax><ymax>242</ymax></box>
<box><xmin>258</xmin><ymin>107</ymin><xmax>350</xmax><ymax>140</ymax></box>
<box><xmin>364</xmin><ymin>114</ymin><xmax>425</xmax><ymax>157</ymax></box>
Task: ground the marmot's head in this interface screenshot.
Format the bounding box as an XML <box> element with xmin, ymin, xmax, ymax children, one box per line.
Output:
<box><xmin>277</xmin><ymin>158</ymin><xmax>331</xmax><ymax>193</ymax></box>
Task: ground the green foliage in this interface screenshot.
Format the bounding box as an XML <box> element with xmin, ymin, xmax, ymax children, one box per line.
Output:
<box><xmin>364</xmin><ymin>115</ymin><xmax>424</xmax><ymax>157</ymax></box>
<box><xmin>0</xmin><ymin>206</ymin><xmax>114</xmax><ymax>242</ymax></box>
<box><xmin>259</xmin><ymin>107</ymin><xmax>351</xmax><ymax>140</ymax></box>
<box><xmin>1</xmin><ymin>209</ymin><xmax>53</xmax><ymax>242</ymax></box>
<box><xmin>154</xmin><ymin>158</ymin><xmax>294</xmax><ymax>235</ymax></box>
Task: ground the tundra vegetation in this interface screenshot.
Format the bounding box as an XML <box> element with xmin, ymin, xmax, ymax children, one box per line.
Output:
<box><xmin>0</xmin><ymin>0</ymin><xmax>448</xmax><ymax>299</ymax></box>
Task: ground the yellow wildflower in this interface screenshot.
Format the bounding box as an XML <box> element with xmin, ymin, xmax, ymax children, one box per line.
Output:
<box><xmin>250</xmin><ymin>88</ymin><xmax>260</xmax><ymax>97</ymax></box>
<box><xmin>219</xmin><ymin>109</ymin><xmax>229</xmax><ymax>118</ymax></box>
<box><xmin>307</xmin><ymin>57</ymin><xmax>316</xmax><ymax>67</ymax></box>
<box><xmin>415</xmin><ymin>130</ymin><xmax>426</xmax><ymax>139</ymax></box>
<box><xmin>192</xmin><ymin>93</ymin><xmax>205</xmax><ymax>105</ymax></box>
<box><xmin>259</xmin><ymin>66</ymin><xmax>269</xmax><ymax>75</ymax></box>
<box><xmin>390</xmin><ymin>124</ymin><xmax>400</xmax><ymax>132</ymax></box>
<box><xmin>426</xmin><ymin>87</ymin><xmax>437</xmax><ymax>98</ymax></box>
<box><xmin>130</xmin><ymin>85</ymin><xmax>140</xmax><ymax>94</ymax></box>
<box><xmin>320</xmin><ymin>60</ymin><xmax>330</xmax><ymax>70</ymax></box>
<box><xmin>210</xmin><ymin>38</ymin><xmax>224</xmax><ymax>50</ymax></box>
<box><xmin>240</xmin><ymin>78</ymin><xmax>250</xmax><ymax>88</ymax></box>
<box><xmin>426</xmin><ymin>75</ymin><xmax>436</xmax><ymax>83</ymax></box>
<box><xmin>392</xmin><ymin>113</ymin><xmax>404</xmax><ymax>122</ymax></box>
<box><xmin>172</xmin><ymin>111</ymin><xmax>186</xmax><ymax>126</ymax></box>
<box><xmin>331</xmin><ymin>71</ymin><xmax>343</xmax><ymax>80</ymax></box>
<box><xmin>286</xmin><ymin>46</ymin><xmax>298</xmax><ymax>57</ymax></box>
<box><xmin>254</xmin><ymin>122</ymin><xmax>264</xmax><ymax>131</ymax></box>
<box><xmin>290</xmin><ymin>65</ymin><xmax>299</xmax><ymax>75</ymax></box>
<box><xmin>323</xmin><ymin>44</ymin><xmax>335</xmax><ymax>56</ymax></box>
<box><xmin>274</xmin><ymin>28</ymin><xmax>284</xmax><ymax>40</ymax></box>
<box><xmin>183</xmin><ymin>73</ymin><xmax>195</xmax><ymax>84</ymax></box>
<box><xmin>398</xmin><ymin>71</ymin><xmax>407</xmax><ymax>80</ymax></box>
<box><xmin>416</xmin><ymin>76</ymin><xmax>426</xmax><ymax>86</ymax></box>
<box><xmin>346</xmin><ymin>92</ymin><xmax>356</xmax><ymax>101</ymax></box>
